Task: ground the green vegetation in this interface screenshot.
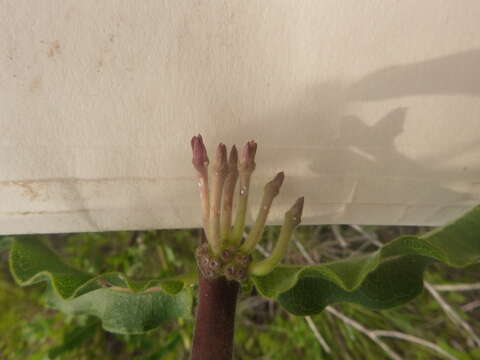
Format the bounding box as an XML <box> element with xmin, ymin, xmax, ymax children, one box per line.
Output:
<box><xmin>1</xmin><ymin>224</ymin><xmax>479</xmax><ymax>359</ymax></box>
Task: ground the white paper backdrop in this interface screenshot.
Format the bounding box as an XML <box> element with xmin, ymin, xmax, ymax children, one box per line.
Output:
<box><xmin>1</xmin><ymin>1</ymin><xmax>480</xmax><ymax>234</ymax></box>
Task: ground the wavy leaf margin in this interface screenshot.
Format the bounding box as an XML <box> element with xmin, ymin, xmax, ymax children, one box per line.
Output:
<box><xmin>252</xmin><ymin>205</ymin><xmax>480</xmax><ymax>315</ymax></box>
<box><xmin>9</xmin><ymin>237</ymin><xmax>195</xmax><ymax>334</ymax></box>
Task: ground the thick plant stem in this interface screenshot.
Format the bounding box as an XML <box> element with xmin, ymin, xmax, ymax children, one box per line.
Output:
<box><xmin>191</xmin><ymin>274</ymin><xmax>239</xmax><ymax>360</ymax></box>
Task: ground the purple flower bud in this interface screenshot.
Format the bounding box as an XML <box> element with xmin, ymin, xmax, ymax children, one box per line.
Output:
<box><xmin>288</xmin><ymin>196</ymin><xmax>305</xmax><ymax>226</ymax></box>
<box><xmin>213</xmin><ymin>143</ymin><xmax>228</xmax><ymax>175</ymax></box>
<box><xmin>228</xmin><ymin>145</ymin><xmax>239</xmax><ymax>174</ymax></box>
<box><xmin>191</xmin><ymin>134</ymin><xmax>209</xmax><ymax>172</ymax></box>
<box><xmin>239</xmin><ymin>140</ymin><xmax>257</xmax><ymax>172</ymax></box>
<box><xmin>265</xmin><ymin>171</ymin><xmax>285</xmax><ymax>197</ymax></box>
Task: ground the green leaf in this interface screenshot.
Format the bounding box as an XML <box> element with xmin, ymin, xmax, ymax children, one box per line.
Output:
<box><xmin>9</xmin><ymin>237</ymin><xmax>195</xmax><ymax>334</ymax></box>
<box><xmin>252</xmin><ymin>205</ymin><xmax>480</xmax><ymax>315</ymax></box>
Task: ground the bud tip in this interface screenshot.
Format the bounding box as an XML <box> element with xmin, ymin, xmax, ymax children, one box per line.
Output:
<box><xmin>214</xmin><ymin>143</ymin><xmax>228</xmax><ymax>172</ymax></box>
<box><xmin>274</xmin><ymin>171</ymin><xmax>285</xmax><ymax>186</ymax></box>
<box><xmin>191</xmin><ymin>134</ymin><xmax>209</xmax><ymax>169</ymax></box>
<box><xmin>289</xmin><ymin>196</ymin><xmax>304</xmax><ymax>224</ymax></box>
<box><xmin>228</xmin><ymin>145</ymin><xmax>238</xmax><ymax>169</ymax></box>
<box><xmin>239</xmin><ymin>140</ymin><xmax>257</xmax><ymax>171</ymax></box>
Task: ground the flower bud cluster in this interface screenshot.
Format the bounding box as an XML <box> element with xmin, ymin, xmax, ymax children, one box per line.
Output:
<box><xmin>191</xmin><ymin>134</ymin><xmax>304</xmax><ymax>280</ymax></box>
<box><xmin>195</xmin><ymin>243</ymin><xmax>252</xmax><ymax>282</ymax></box>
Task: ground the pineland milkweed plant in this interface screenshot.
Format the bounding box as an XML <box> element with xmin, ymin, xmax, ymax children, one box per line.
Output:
<box><xmin>5</xmin><ymin>135</ymin><xmax>480</xmax><ymax>360</ymax></box>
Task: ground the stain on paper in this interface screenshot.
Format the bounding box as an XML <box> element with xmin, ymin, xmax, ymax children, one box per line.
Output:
<box><xmin>47</xmin><ymin>40</ymin><xmax>61</xmax><ymax>57</ymax></box>
<box><xmin>30</xmin><ymin>76</ymin><xmax>42</xmax><ymax>92</ymax></box>
<box><xmin>12</xmin><ymin>182</ymin><xmax>42</xmax><ymax>201</ymax></box>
